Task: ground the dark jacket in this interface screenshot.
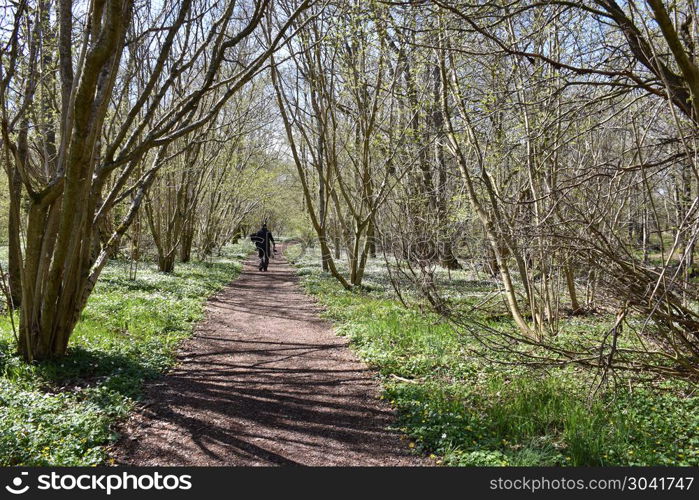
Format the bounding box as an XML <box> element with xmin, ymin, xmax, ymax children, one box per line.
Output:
<box><xmin>251</xmin><ymin>228</ymin><xmax>275</xmax><ymax>253</ymax></box>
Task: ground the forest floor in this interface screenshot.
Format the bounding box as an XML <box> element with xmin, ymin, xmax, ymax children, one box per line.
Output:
<box><xmin>2</xmin><ymin>242</ymin><xmax>696</xmax><ymax>466</ymax></box>
<box><xmin>113</xmin><ymin>247</ymin><xmax>423</xmax><ymax>466</ymax></box>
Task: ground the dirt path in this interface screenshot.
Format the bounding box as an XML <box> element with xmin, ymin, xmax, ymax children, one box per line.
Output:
<box><xmin>114</xmin><ymin>248</ymin><xmax>424</xmax><ymax>466</ymax></box>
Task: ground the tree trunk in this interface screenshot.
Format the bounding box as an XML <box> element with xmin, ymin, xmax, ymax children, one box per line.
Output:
<box><xmin>159</xmin><ymin>252</ymin><xmax>177</xmax><ymax>273</ymax></box>
<box><xmin>180</xmin><ymin>218</ymin><xmax>195</xmax><ymax>263</ymax></box>
<box><xmin>17</xmin><ymin>0</ymin><xmax>133</xmax><ymax>361</ymax></box>
<box><xmin>565</xmin><ymin>265</ymin><xmax>580</xmax><ymax>313</ymax></box>
<box><xmin>7</xmin><ymin>168</ymin><xmax>22</xmax><ymax>308</ymax></box>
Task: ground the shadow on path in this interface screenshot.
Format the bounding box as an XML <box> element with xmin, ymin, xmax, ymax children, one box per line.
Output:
<box><xmin>114</xmin><ymin>248</ymin><xmax>423</xmax><ymax>466</ymax></box>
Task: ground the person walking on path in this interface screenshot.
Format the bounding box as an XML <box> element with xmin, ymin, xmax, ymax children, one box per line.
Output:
<box><xmin>251</xmin><ymin>223</ymin><xmax>276</xmax><ymax>271</ymax></box>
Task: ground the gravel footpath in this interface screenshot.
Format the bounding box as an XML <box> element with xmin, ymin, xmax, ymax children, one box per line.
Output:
<box><xmin>113</xmin><ymin>248</ymin><xmax>425</xmax><ymax>466</ymax></box>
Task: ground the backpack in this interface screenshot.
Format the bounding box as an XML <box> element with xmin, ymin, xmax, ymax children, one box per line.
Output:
<box><xmin>250</xmin><ymin>231</ymin><xmax>264</xmax><ymax>247</ymax></box>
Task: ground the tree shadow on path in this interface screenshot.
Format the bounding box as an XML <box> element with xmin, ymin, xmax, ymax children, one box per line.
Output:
<box><xmin>114</xmin><ymin>251</ymin><xmax>424</xmax><ymax>466</ymax></box>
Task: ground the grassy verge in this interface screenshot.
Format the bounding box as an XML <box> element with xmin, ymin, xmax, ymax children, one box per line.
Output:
<box><xmin>289</xmin><ymin>248</ymin><xmax>699</xmax><ymax>466</ymax></box>
<box><xmin>0</xmin><ymin>243</ymin><xmax>250</xmax><ymax>465</ymax></box>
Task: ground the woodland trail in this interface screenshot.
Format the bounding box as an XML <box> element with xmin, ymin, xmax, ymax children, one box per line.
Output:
<box><xmin>114</xmin><ymin>247</ymin><xmax>423</xmax><ymax>466</ymax></box>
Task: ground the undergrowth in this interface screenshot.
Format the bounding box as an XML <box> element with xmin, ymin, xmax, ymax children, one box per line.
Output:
<box><xmin>290</xmin><ymin>246</ymin><xmax>699</xmax><ymax>466</ymax></box>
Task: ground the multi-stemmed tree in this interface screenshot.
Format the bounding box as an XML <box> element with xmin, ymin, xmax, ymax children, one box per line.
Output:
<box><xmin>0</xmin><ymin>0</ymin><xmax>314</xmax><ymax>360</ymax></box>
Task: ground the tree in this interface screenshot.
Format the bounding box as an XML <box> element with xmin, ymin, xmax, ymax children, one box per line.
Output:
<box><xmin>271</xmin><ymin>0</ymin><xmax>409</xmax><ymax>288</ymax></box>
<box><xmin>1</xmin><ymin>0</ymin><xmax>314</xmax><ymax>361</ymax></box>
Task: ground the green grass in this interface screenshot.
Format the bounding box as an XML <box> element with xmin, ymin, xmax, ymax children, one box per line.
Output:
<box><xmin>0</xmin><ymin>243</ymin><xmax>250</xmax><ymax>465</ymax></box>
<box><xmin>290</xmin><ymin>248</ymin><xmax>699</xmax><ymax>466</ymax></box>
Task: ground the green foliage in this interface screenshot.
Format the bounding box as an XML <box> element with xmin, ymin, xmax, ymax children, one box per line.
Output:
<box><xmin>0</xmin><ymin>245</ymin><xmax>247</xmax><ymax>465</ymax></box>
<box><xmin>292</xmin><ymin>252</ymin><xmax>699</xmax><ymax>466</ymax></box>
